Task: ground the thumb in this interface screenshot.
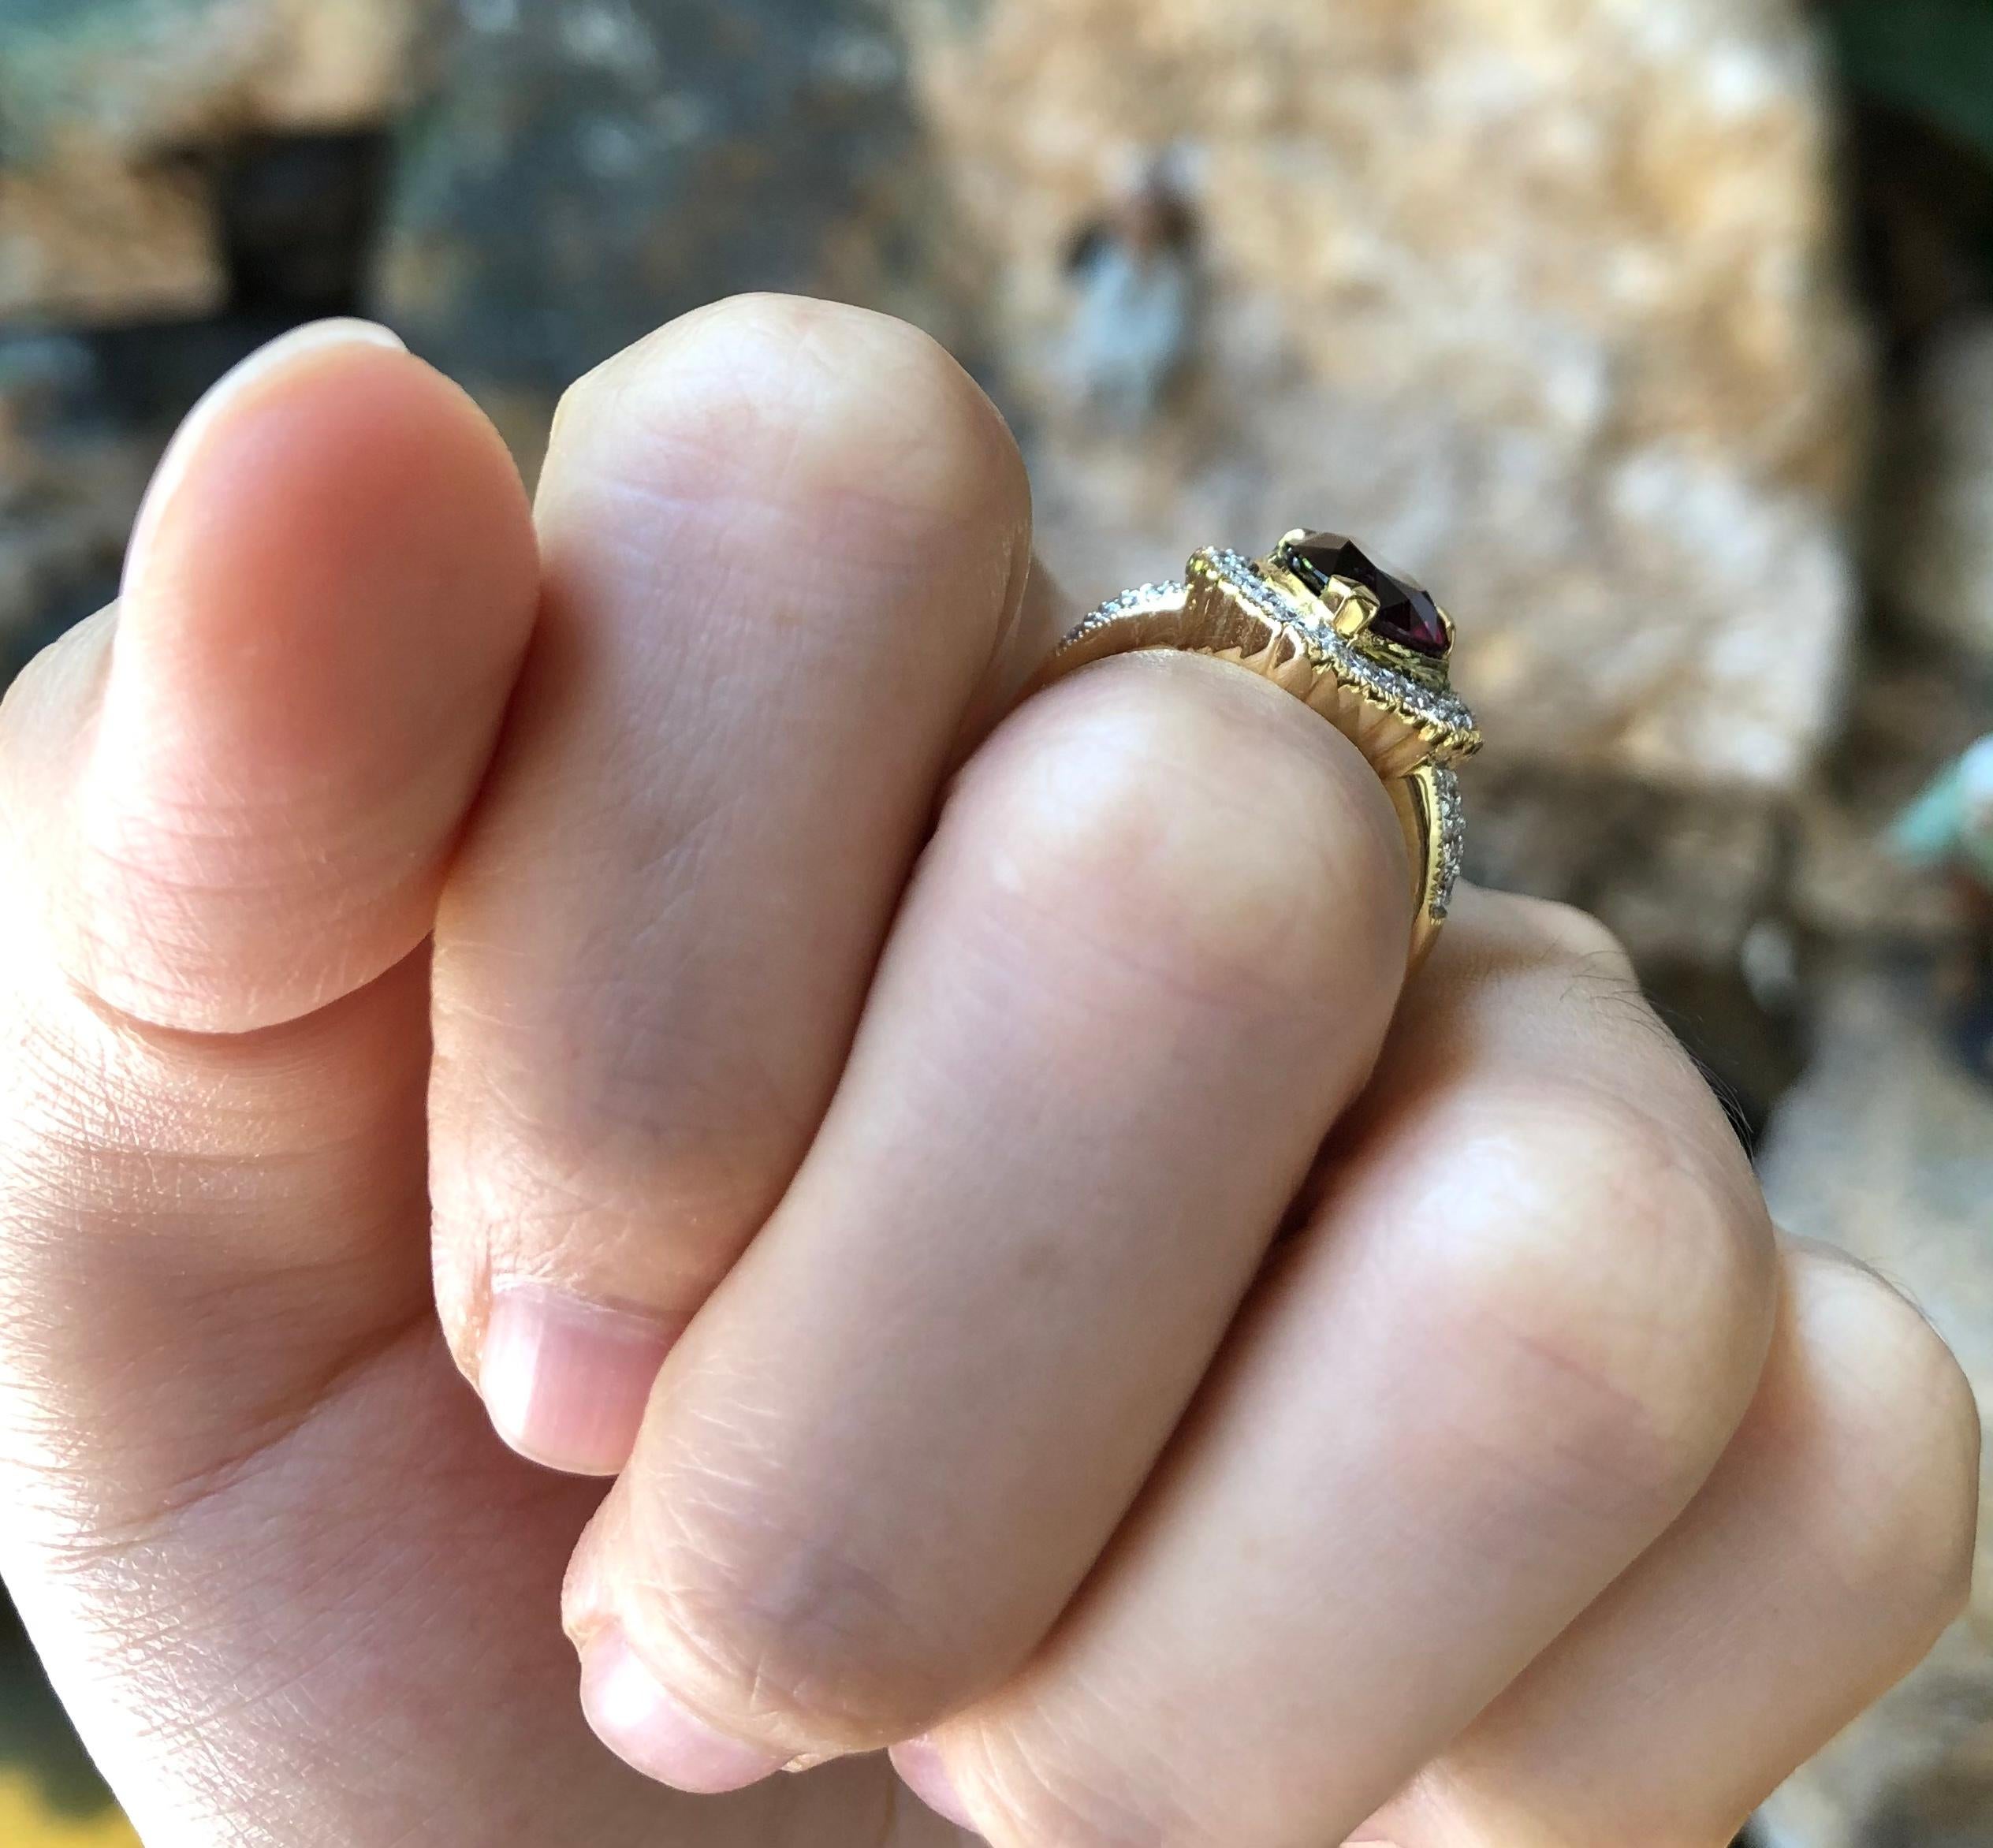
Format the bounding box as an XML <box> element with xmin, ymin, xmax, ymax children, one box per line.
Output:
<box><xmin>9</xmin><ymin>319</ymin><xmax>540</xmax><ymax>1035</ymax></box>
<box><xmin>0</xmin><ymin>321</ymin><xmax>538</xmax><ymax>1515</ymax></box>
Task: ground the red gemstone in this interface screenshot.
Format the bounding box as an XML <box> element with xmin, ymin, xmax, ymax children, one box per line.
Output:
<box><xmin>1280</xmin><ymin>532</ymin><xmax>1451</xmax><ymax>658</ymax></box>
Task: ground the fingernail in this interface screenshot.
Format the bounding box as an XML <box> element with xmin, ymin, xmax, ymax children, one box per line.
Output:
<box><xmin>578</xmin><ymin>1624</ymin><xmax>784</xmax><ymax>1794</ymax></box>
<box><xmin>890</xmin><ymin>1738</ymin><xmax>984</xmax><ymax>1836</ymax></box>
<box><xmin>479</xmin><ymin>1285</ymin><xmax>680</xmax><ymax>1476</ymax></box>
<box><xmin>124</xmin><ymin>319</ymin><xmax>408</xmax><ymax>597</ymax></box>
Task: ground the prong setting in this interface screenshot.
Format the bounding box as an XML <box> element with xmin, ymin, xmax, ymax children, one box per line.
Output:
<box><xmin>1330</xmin><ymin>587</ymin><xmax>1377</xmax><ymax>641</ymax></box>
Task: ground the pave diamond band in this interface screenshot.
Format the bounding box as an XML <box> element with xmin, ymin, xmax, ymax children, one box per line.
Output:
<box><xmin>1035</xmin><ymin>533</ymin><xmax>1482</xmax><ymax>968</ymax></box>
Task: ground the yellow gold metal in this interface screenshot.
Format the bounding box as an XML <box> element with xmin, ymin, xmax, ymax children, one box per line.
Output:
<box><xmin>1387</xmin><ymin>763</ymin><xmax>1460</xmax><ymax>970</ymax></box>
<box><xmin>1330</xmin><ymin>594</ymin><xmax>1375</xmax><ymax>641</ymax></box>
<box><xmin>1031</xmin><ymin>538</ymin><xmax>1481</xmax><ymax>970</ymax></box>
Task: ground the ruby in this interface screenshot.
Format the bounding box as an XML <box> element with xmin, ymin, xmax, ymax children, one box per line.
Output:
<box><xmin>1280</xmin><ymin>532</ymin><xmax>1451</xmax><ymax>658</ymax></box>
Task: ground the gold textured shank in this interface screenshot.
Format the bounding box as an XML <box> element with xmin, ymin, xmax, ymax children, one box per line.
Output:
<box><xmin>1031</xmin><ymin>542</ymin><xmax>1482</xmax><ymax>971</ymax></box>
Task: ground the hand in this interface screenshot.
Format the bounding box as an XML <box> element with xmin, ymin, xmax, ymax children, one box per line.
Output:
<box><xmin>0</xmin><ymin>298</ymin><xmax>1976</xmax><ymax>1848</ymax></box>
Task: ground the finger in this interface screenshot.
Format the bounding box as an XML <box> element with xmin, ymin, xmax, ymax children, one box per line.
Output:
<box><xmin>8</xmin><ymin>320</ymin><xmax>539</xmax><ymax>1034</ymax></box>
<box><xmin>558</xmin><ymin>650</ymin><xmax>1414</xmax><ymax>1788</ymax></box>
<box><xmin>1358</xmin><ymin>1238</ymin><xmax>1977</xmax><ymax>1848</ymax></box>
<box><xmin>0</xmin><ymin>322</ymin><xmax>539</xmax><ymax>1513</ymax></box>
<box><xmin>429</xmin><ymin>296</ymin><xmax>1054</xmax><ymax>1474</ymax></box>
<box><xmin>900</xmin><ymin>890</ymin><xmax>1780</xmax><ymax>1848</ymax></box>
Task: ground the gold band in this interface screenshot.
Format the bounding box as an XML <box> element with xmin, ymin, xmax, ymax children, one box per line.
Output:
<box><xmin>1031</xmin><ymin>537</ymin><xmax>1481</xmax><ymax>970</ymax></box>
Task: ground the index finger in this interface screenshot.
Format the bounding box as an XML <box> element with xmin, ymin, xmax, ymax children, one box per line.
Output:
<box><xmin>427</xmin><ymin>296</ymin><xmax>1061</xmax><ymax>1476</ymax></box>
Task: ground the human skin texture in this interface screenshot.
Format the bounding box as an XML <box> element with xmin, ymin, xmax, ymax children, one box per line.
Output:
<box><xmin>0</xmin><ymin>300</ymin><xmax>1978</xmax><ymax>1848</ymax></box>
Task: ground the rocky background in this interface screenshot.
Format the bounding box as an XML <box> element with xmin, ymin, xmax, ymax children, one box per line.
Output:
<box><xmin>2</xmin><ymin>2</ymin><xmax>1991</xmax><ymax>1844</ymax></box>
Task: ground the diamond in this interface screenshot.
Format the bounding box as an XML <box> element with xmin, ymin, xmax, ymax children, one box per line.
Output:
<box><xmin>1427</xmin><ymin>763</ymin><xmax>1465</xmax><ymax>921</ymax></box>
<box><xmin>1280</xmin><ymin>532</ymin><xmax>1451</xmax><ymax>658</ymax></box>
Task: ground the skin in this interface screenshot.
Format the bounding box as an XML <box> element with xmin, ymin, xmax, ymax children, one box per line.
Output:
<box><xmin>0</xmin><ymin>298</ymin><xmax>1978</xmax><ymax>1848</ymax></box>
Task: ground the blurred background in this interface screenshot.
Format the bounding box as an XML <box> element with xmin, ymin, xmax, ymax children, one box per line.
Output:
<box><xmin>2</xmin><ymin>1</ymin><xmax>1991</xmax><ymax>1843</ymax></box>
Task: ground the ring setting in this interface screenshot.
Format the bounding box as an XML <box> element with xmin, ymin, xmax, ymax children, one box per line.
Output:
<box><xmin>1037</xmin><ymin>531</ymin><xmax>1482</xmax><ymax>967</ymax></box>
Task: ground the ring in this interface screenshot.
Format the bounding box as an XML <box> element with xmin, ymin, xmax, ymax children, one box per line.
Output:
<box><xmin>1032</xmin><ymin>531</ymin><xmax>1483</xmax><ymax>969</ymax></box>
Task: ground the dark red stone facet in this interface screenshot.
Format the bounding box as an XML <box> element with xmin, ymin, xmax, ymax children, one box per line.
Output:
<box><xmin>1281</xmin><ymin>531</ymin><xmax>1451</xmax><ymax>658</ymax></box>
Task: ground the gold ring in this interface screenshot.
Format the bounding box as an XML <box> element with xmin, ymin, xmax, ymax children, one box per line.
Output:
<box><xmin>1031</xmin><ymin>531</ymin><xmax>1482</xmax><ymax>970</ymax></box>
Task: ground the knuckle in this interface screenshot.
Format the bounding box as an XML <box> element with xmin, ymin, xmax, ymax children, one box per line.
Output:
<box><xmin>556</xmin><ymin>293</ymin><xmax>1026</xmax><ymax>538</ymax></box>
<box><xmin>1783</xmin><ymin>1248</ymin><xmax>1981</xmax><ymax>1633</ymax></box>
<box><xmin>624</xmin><ymin>1450</ymin><xmax>950</xmax><ymax>1746</ymax></box>
<box><xmin>1511</xmin><ymin>893</ymin><xmax>1636</xmax><ymax>977</ymax></box>
<box><xmin>668</xmin><ymin>291</ymin><xmax>952</xmax><ymax>386</ymax></box>
<box><xmin>1421</xmin><ymin>1083</ymin><xmax>1774</xmax><ymax>1519</ymax></box>
<box><xmin>963</xmin><ymin>1723</ymin><xmax>1177</xmax><ymax>1848</ymax></box>
<box><xmin>970</xmin><ymin>656</ymin><xmax>1404</xmax><ymax>997</ymax></box>
<box><xmin>430</xmin><ymin>1030</ymin><xmax>788</xmax><ymax>1249</ymax></box>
